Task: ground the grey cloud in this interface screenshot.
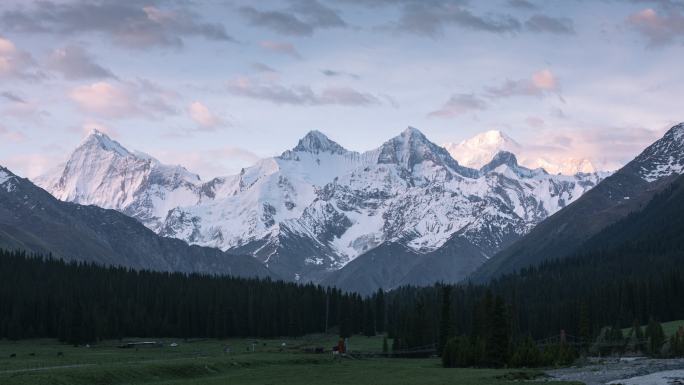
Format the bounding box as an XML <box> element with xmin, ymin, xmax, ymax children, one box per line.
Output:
<box><xmin>525</xmin><ymin>15</ymin><xmax>575</xmax><ymax>34</ymax></box>
<box><xmin>396</xmin><ymin>3</ymin><xmax>522</xmax><ymax>36</ymax></box>
<box><xmin>321</xmin><ymin>69</ymin><xmax>360</xmax><ymax>79</ymax></box>
<box><xmin>240</xmin><ymin>7</ymin><xmax>314</xmax><ymax>36</ymax></box>
<box><xmin>0</xmin><ymin>1</ymin><xmax>234</xmax><ymax>49</ymax></box>
<box><xmin>240</xmin><ymin>0</ymin><xmax>345</xmax><ymax>36</ymax></box>
<box><xmin>251</xmin><ymin>62</ymin><xmax>278</xmax><ymax>73</ymax></box>
<box><xmin>508</xmin><ymin>0</ymin><xmax>538</xmax><ymax>10</ymax></box>
<box><xmin>48</xmin><ymin>45</ymin><xmax>116</xmax><ymax>80</ymax></box>
<box><xmin>428</xmin><ymin>93</ymin><xmax>487</xmax><ymax>118</ymax></box>
<box><xmin>290</xmin><ymin>0</ymin><xmax>347</xmax><ymax>28</ymax></box>
<box><xmin>487</xmin><ymin>79</ymin><xmax>544</xmax><ymax>98</ymax></box>
<box><xmin>1</xmin><ymin>91</ymin><xmax>26</xmax><ymax>104</ymax></box>
<box><xmin>228</xmin><ymin>78</ymin><xmax>380</xmax><ymax>106</ymax></box>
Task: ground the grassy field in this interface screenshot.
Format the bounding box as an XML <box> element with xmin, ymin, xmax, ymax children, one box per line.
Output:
<box><xmin>0</xmin><ymin>336</ymin><xmax>581</xmax><ymax>385</ymax></box>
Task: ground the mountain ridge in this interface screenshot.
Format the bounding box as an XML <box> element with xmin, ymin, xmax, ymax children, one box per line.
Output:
<box><xmin>36</xmin><ymin>127</ymin><xmax>605</xmax><ymax>291</ymax></box>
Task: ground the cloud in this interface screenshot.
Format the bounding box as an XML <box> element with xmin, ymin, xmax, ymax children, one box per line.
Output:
<box><xmin>627</xmin><ymin>8</ymin><xmax>684</xmax><ymax>47</ymax></box>
<box><xmin>69</xmin><ymin>80</ymin><xmax>178</xmax><ymax>119</ymax></box>
<box><xmin>321</xmin><ymin>69</ymin><xmax>360</xmax><ymax>79</ymax></box>
<box><xmin>508</xmin><ymin>0</ymin><xmax>538</xmax><ymax>10</ymax></box>
<box><xmin>428</xmin><ymin>93</ymin><xmax>488</xmax><ymax>118</ymax></box>
<box><xmin>394</xmin><ymin>2</ymin><xmax>522</xmax><ymax>37</ymax></box>
<box><xmin>525</xmin><ymin>116</ymin><xmax>545</xmax><ymax>128</ymax></box>
<box><xmin>0</xmin><ymin>124</ymin><xmax>25</xmax><ymax>142</ymax></box>
<box><xmin>47</xmin><ymin>45</ymin><xmax>116</xmax><ymax>80</ymax></box>
<box><xmin>1</xmin><ymin>91</ymin><xmax>26</xmax><ymax>104</ymax></box>
<box><xmin>525</xmin><ymin>15</ymin><xmax>574</xmax><ymax>34</ymax></box>
<box><xmin>0</xmin><ymin>1</ymin><xmax>234</xmax><ymax>49</ymax></box>
<box><xmin>227</xmin><ymin>76</ymin><xmax>381</xmax><ymax>106</ymax></box>
<box><xmin>251</xmin><ymin>62</ymin><xmax>278</xmax><ymax>73</ymax></box>
<box><xmin>2</xmin><ymin>152</ymin><xmax>63</xmax><ymax>179</ymax></box>
<box><xmin>154</xmin><ymin>147</ymin><xmax>262</xmax><ymax>179</ymax></box>
<box><xmin>259</xmin><ymin>40</ymin><xmax>302</xmax><ymax>59</ymax></box>
<box><xmin>520</xmin><ymin>124</ymin><xmax>667</xmax><ymax>172</ymax></box>
<box><xmin>188</xmin><ymin>101</ymin><xmax>225</xmax><ymax>130</ymax></box>
<box><xmin>240</xmin><ymin>1</ymin><xmax>345</xmax><ymax>36</ymax></box>
<box><xmin>0</xmin><ymin>36</ymin><xmax>41</xmax><ymax>80</ymax></box>
<box><xmin>486</xmin><ymin>69</ymin><xmax>559</xmax><ymax>98</ymax></box>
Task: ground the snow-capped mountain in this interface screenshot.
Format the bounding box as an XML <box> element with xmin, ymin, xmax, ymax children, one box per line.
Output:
<box><xmin>38</xmin><ymin>127</ymin><xmax>605</xmax><ymax>286</ymax></box>
<box><xmin>444</xmin><ymin>130</ymin><xmax>523</xmax><ymax>169</ymax></box>
<box><xmin>444</xmin><ymin>130</ymin><xmax>599</xmax><ymax>175</ymax></box>
<box><xmin>36</xmin><ymin>130</ymin><xmax>203</xmax><ymax>232</ymax></box>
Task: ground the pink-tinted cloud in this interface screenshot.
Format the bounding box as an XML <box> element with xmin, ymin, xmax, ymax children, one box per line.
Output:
<box><xmin>627</xmin><ymin>8</ymin><xmax>684</xmax><ymax>47</ymax></box>
<box><xmin>69</xmin><ymin>80</ymin><xmax>178</xmax><ymax>119</ymax></box>
<box><xmin>0</xmin><ymin>124</ymin><xmax>25</xmax><ymax>142</ymax></box>
<box><xmin>188</xmin><ymin>101</ymin><xmax>225</xmax><ymax>129</ymax></box>
<box><xmin>0</xmin><ymin>36</ymin><xmax>41</xmax><ymax>80</ymax></box>
<box><xmin>487</xmin><ymin>69</ymin><xmax>560</xmax><ymax>98</ymax></box>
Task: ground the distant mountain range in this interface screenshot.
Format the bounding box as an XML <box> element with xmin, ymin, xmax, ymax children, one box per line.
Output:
<box><xmin>443</xmin><ymin>130</ymin><xmax>597</xmax><ymax>175</ymax></box>
<box><xmin>32</xmin><ymin>127</ymin><xmax>607</xmax><ymax>293</ymax></box>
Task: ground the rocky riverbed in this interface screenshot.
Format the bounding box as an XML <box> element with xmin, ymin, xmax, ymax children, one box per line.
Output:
<box><xmin>546</xmin><ymin>357</ymin><xmax>684</xmax><ymax>385</ymax></box>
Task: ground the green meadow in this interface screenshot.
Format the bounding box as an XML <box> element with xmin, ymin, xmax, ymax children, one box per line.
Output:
<box><xmin>0</xmin><ymin>335</ymin><xmax>580</xmax><ymax>385</ymax></box>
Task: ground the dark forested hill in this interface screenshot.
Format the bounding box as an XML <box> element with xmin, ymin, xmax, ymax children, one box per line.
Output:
<box><xmin>0</xmin><ymin>166</ymin><xmax>272</xmax><ymax>279</ymax></box>
<box><xmin>472</xmin><ymin>123</ymin><xmax>684</xmax><ymax>282</ymax></box>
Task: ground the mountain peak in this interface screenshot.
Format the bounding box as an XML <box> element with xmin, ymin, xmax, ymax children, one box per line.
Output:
<box><xmin>291</xmin><ymin>130</ymin><xmax>348</xmax><ymax>155</ymax></box>
<box><xmin>665</xmin><ymin>122</ymin><xmax>684</xmax><ymax>142</ymax></box>
<box><xmin>444</xmin><ymin>130</ymin><xmax>522</xmax><ymax>169</ymax></box>
<box><xmin>632</xmin><ymin>122</ymin><xmax>684</xmax><ymax>182</ymax></box>
<box><xmin>376</xmin><ymin>126</ymin><xmax>477</xmax><ymax>177</ymax></box>
<box><xmin>80</xmin><ymin>129</ymin><xmax>131</xmax><ymax>157</ymax></box>
<box><xmin>479</xmin><ymin>151</ymin><xmax>538</xmax><ymax>177</ymax></box>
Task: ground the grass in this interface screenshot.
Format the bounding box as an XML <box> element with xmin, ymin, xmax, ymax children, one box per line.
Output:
<box><xmin>0</xmin><ymin>336</ymin><xmax>581</xmax><ymax>385</ymax></box>
<box><xmin>623</xmin><ymin>319</ymin><xmax>684</xmax><ymax>337</ymax></box>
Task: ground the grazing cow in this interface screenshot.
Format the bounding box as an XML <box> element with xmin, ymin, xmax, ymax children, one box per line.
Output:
<box><xmin>57</xmin><ymin>352</ymin><xmax>64</xmax><ymax>357</ymax></box>
<box><xmin>9</xmin><ymin>353</ymin><xmax>16</xmax><ymax>358</ymax></box>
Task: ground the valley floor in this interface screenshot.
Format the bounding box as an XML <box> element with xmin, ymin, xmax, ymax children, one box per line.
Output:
<box><xmin>0</xmin><ymin>336</ymin><xmax>578</xmax><ymax>385</ymax></box>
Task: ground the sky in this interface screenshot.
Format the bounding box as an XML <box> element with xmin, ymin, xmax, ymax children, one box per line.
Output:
<box><xmin>0</xmin><ymin>0</ymin><xmax>683</xmax><ymax>180</ymax></box>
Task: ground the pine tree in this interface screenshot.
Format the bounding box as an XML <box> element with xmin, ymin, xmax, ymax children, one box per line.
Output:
<box><xmin>645</xmin><ymin>318</ymin><xmax>666</xmax><ymax>356</ymax></box>
<box><xmin>486</xmin><ymin>296</ymin><xmax>510</xmax><ymax>367</ymax></box>
<box><xmin>438</xmin><ymin>286</ymin><xmax>453</xmax><ymax>356</ymax></box>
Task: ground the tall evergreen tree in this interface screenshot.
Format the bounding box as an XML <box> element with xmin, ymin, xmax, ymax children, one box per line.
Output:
<box><xmin>438</xmin><ymin>286</ymin><xmax>453</xmax><ymax>355</ymax></box>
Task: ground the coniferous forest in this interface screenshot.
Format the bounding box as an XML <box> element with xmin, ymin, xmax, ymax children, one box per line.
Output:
<box><xmin>2</xmin><ymin>179</ymin><xmax>684</xmax><ymax>364</ymax></box>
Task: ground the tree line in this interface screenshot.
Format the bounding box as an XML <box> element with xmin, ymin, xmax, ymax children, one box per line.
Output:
<box><xmin>0</xmin><ymin>249</ymin><xmax>385</xmax><ymax>345</ymax></box>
